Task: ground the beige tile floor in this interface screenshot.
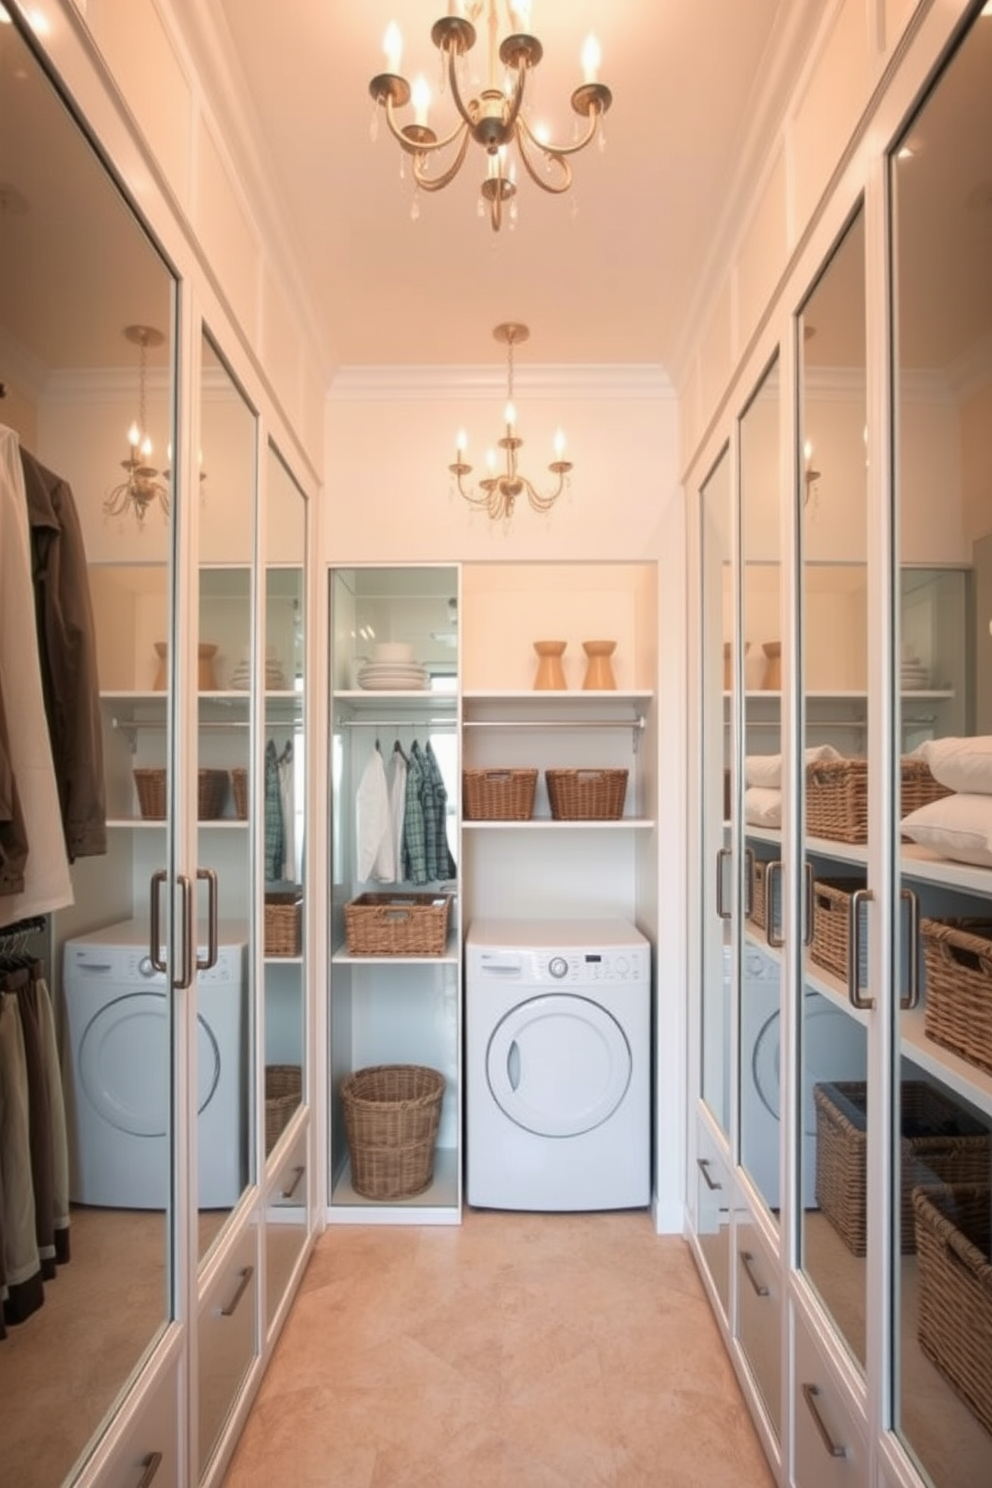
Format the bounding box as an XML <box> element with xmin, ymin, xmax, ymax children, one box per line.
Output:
<box><xmin>222</xmin><ymin>1208</ymin><xmax>776</xmax><ymax>1488</ymax></box>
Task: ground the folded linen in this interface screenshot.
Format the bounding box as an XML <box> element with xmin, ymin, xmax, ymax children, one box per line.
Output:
<box><xmin>745</xmin><ymin>743</ymin><xmax>842</xmax><ymax>790</ymax></box>
<box><xmin>918</xmin><ymin>736</ymin><xmax>992</xmax><ymax>796</ymax></box>
<box><xmin>900</xmin><ymin>791</ymin><xmax>992</xmax><ymax>869</ymax></box>
<box><xmin>744</xmin><ymin>786</ymin><xmax>782</xmax><ymax>828</ymax></box>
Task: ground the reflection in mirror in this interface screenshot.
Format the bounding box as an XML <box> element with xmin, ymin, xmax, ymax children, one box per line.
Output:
<box><xmin>262</xmin><ymin>444</ymin><xmax>308</xmax><ymax>1330</ymax></box>
<box><xmin>798</xmin><ymin>206</ymin><xmax>870</xmax><ymax>1376</ymax></box>
<box><xmin>0</xmin><ymin>14</ymin><xmax>177</xmax><ymax>1488</ymax></box>
<box><xmin>196</xmin><ymin>331</ymin><xmax>257</xmax><ymax>1269</ymax></box>
<box><xmin>892</xmin><ymin>12</ymin><xmax>992</xmax><ymax>1486</ymax></box>
<box><xmin>738</xmin><ymin>355</ymin><xmax>783</xmax><ymax>1230</ymax></box>
<box><xmin>700</xmin><ymin>447</ymin><xmax>732</xmax><ymax>1136</ymax></box>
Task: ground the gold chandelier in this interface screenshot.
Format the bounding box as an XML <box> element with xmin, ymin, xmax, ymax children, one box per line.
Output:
<box><xmin>369</xmin><ymin>2</ymin><xmax>612</xmax><ymax>232</ymax></box>
<box><xmin>449</xmin><ymin>322</ymin><xmax>572</xmax><ymax>520</ymax></box>
<box><xmin>104</xmin><ymin>324</ymin><xmax>169</xmax><ymax>527</ymax></box>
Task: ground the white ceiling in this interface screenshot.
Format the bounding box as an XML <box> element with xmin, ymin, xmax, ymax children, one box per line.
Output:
<box><xmin>190</xmin><ymin>0</ymin><xmax>823</xmax><ymax>376</ymax></box>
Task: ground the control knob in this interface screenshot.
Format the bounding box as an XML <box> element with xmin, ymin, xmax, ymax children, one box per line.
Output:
<box><xmin>548</xmin><ymin>956</ymin><xmax>569</xmax><ymax>980</ymax></box>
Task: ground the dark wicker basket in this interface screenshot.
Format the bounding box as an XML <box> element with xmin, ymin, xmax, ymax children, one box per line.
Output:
<box><xmin>546</xmin><ymin>768</ymin><xmax>628</xmax><ymax>820</ymax></box>
<box><xmin>809</xmin><ymin>876</ymin><xmax>869</xmax><ymax>985</ymax></box>
<box><xmin>133</xmin><ymin>767</ymin><xmax>229</xmax><ymax>820</ymax></box>
<box><xmin>913</xmin><ymin>1183</ymin><xmax>992</xmax><ymax>1438</ymax></box>
<box><xmin>814</xmin><ymin>1081</ymin><xmax>990</xmax><ymax>1256</ymax></box>
<box><xmin>265</xmin><ymin>1064</ymin><xmax>302</xmax><ymax>1154</ymax></box>
<box><xmin>462</xmin><ymin>768</ymin><xmax>538</xmax><ymax>820</ymax></box>
<box><xmin>231</xmin><ymin>767</ymin><xmax>248</xmax><ymax>820</ymax></box>
<box><xmin>805</xmin><ymin>756</ymin><xmax>950</xmax><ymax>844</ymax></box>
<box><xmin>265</xmin><ymin>891</ymin><xmax>302</xmax><ymax>956</ymax></box>
<box><xmin>340</xmin><ymin>1064</ymin><xmax>445</xmax><ymax>1200</ymax></box>
<box><xmin>921</xmin><ymin>918</ymin><xmax>992</xmax><ymax>1078</ymax></box>
<box><xmin>344</xmin><ymin>893</ymin><xmax>451</xmax><ymax>956</ymax></box>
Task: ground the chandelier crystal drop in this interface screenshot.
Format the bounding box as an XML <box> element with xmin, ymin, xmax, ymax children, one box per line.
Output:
<box><xmin>450</xmin><ymin>322</ymin><xmax>572</xmax><ymax>521</ymax></box>
<box><xmin>369</xmin><ymin>2</ymin><xmax>612</xmax><ymax>232</ymax></box>
<box><xmin>104</xmin><ymin>324</ymin><xmax>169</xmax><ymax>528</ymax></box>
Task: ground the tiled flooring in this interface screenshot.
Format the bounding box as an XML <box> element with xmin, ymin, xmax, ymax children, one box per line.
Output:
<box><xmin>221</xmin><ymin>1208</ymin><xmax>776</xmax><ymax>1488</ymax></box>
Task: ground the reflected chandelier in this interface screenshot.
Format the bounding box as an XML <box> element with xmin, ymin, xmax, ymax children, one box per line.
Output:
<box><xmin>104</xmin><ymin>324</ymin><xmax>169</xmax><ymax>527</ymax></box>
<box><xmin>369</xmin><ymin>2</ymin><xmax>612</xmax><ymax>232</ymax></box>
<box><xmin>449</xmin><ymin>322</ymin><xmax>572</xmax><ymax>520</ymax></box>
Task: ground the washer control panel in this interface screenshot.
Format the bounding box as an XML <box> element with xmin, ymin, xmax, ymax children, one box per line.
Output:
<box><xmin>474</xmin><ymin>946</ymin><xmax>647</xmax><ymax>987</ymax></box>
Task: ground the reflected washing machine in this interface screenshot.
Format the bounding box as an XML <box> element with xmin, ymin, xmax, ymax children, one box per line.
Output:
<box><xmin>741</xmin><ymin>943</ymin><xmax>867</xmax><ymax>1210</ymax></box>
<box><xmin>62</xmin><ymin>918</ymin><xmax>248</xmax><ymax>1209</ymax></box>
<box><xmin>465</xmin><ymin>919</ymin><xmax>651</xmax><ymax>1211</ymax></box>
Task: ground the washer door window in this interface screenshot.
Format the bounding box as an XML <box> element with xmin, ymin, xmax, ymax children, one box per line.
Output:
<box><xmin>79</xmin><ymin>992</ymin><xmax>221</xmax><ymax>1136</ymax></box>
<box><xmin>487</xmin><ymin>994</ymin><xmax>632</xmax><ymax>1137</ymax></box>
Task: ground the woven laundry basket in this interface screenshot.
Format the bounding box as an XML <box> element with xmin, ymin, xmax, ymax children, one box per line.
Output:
<box><xmin>265</xmin><ymin>1064</ymin><xmax>302</xmax><ymax>1154</ymax></box>
<box><xmin>340</xmin><ymin>1064</ymin><xmax>445</xmax><ymax>1200</ymax></box>
<box><xmin>133</xmin><ymin>767</ymin><xmax>228</xmax><ymax>820</ymax></box>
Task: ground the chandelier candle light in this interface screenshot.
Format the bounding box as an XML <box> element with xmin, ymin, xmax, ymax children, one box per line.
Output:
<box><xmin>369</xmin><ymin>1</ymin><xmax>612</xmax><ymax>231</ymax></box>
<box><xmin>104</xmin><ymin>324</ymin><xmax>169</xmax><ymax>527</ymax></box>
<box><xmin>450</xmin><ymin>322</ymin><xmax>571</xmax><ymax>521</ymax></box>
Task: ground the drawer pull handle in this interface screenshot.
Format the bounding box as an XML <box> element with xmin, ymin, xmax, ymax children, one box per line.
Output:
<box><xmin>219</xmin><ymin>1265</ymin><xmax>254</xmax><ymax>1317</ymax></box>
<box><xmin>281</xmin><ymin>1164</ymin><xmax>305</xmax><ymax>1200</ymax></box>
<box><xmin>739</xmin><ymin>1249</ymin><xmax>769</xmax><ymax>1297</ymax></box>
<box><xmin>136</xmin><ymin>1451</ymin><xmax>163</xmax><ymax>1488</ymax></box>
<box><xmin>802</xmin><ymin>1382</ymin><xmax>847</xmax><ymax>1458</ymax></box>
<box><xmin>697</xmin><ymin>1157</ymin><xmax>722</xmax><ymax>1192</ymax></box>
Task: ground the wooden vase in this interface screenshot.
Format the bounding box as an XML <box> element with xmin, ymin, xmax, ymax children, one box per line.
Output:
<box><xmin>533</xmin><ymin>640</ymin><xmax>567</xmax><ymax>690</ymax></box>
<box><xmin>582</xmin><ymin>640</ymin><xmax>617</xmax><ymax>690</ymax></box>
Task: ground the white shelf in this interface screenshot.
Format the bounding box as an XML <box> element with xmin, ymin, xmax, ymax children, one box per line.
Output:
<box><xmin>901</xmin><ymin>1009</ymin><xmax>992</xmax><ymax>1117</ymax></box>
<box><xmin>462</xmin><ymin>688</ymin><xmax>652</xmax><ymax>702</ymax></box>
<box><xmin>462</xmin><ymin>817</ymin><xmax>655</xmax><ymax>830</ymax></box>
<box><xmin>327</xmin><ymin>1146</ymin><xmax>460</xmax><ymax>1224</ymax></box>
<box><xmin>108</xmin><ymin>816</ymin><xmax>248</xmax><ymax>829</ymax></box>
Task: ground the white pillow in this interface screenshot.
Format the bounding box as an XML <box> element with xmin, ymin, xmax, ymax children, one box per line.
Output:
<box><xmin>920</xmin><ymin>736</ymin><xmax>992</xmax><ymax>796</ymax></box>
<box><xmin>745</xmin><ymin>786</ymin><xmax>782</xmax><ymax>828</ymax></box>
<box><xmin>900</xmin><ymin>792</ymin><xmax>992</xmax><ymax>868</ymax></box>
<box><xmin>745</xmin><ymin>744</ymin><xmax>841</xmax><ymax>790</ymax></box>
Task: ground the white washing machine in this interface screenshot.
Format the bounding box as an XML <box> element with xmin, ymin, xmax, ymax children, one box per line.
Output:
<box><xmin>62</xmin><ymin>918</ymin><xmax>248</xmax><ymax>1209</ymax></box>
<box><xmin>740</xmin><ymin>943</ymin><xmax>867</xmax><ymax>1210</ymax></box>
<box><xmin>465</xmin><ymin>918</ymin><xmax>651</xmax><ymax>1212</ymax></box>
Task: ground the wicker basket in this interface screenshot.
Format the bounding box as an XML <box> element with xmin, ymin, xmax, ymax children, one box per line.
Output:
<box><xmin>344</xmin><ymin>892</ymin><xmax>451</xmax><ymax>956</ymax></box>
<box><xmin>913</xmin><ymin>1183</ymin><xmax>992</xmax><ymax>1438</ymax></box>
<box><xmin>265</xmin><ymin>890</ymin><xmax>302</xmax><ymax>956</ymax></box>
<box><xmin>265</xmin><ymin>1064</ymin><xmax>302</xmax><ymax>1154</ymax></box>
<box><xmin>805</xmin><ymin>756</ymin><xmax>950</xmax><ymax>844</ymax></box>
<box><xmin>231</xmin><ymin>767</ymin><xmax>248</xmax><ymax>820</ymax></box>
<box><xmin>340</xmin><ymin>1064</ymin><xmax>445</xmax><ymax>1200</ymax></box>
<box><xmin>747</xmin><ymin>857</ymin><xmax>781</xmax><ymax>938</ymax></box>
<box><xmin>809</xmin><ymin>877</ymin><xmax>869</xmax><ymax>986</ymax></box>
<box><xmin>133</xmin><ymin>767</ymin><xmax>229</xmax><ymax>820</ymax></box>
<box><xmin>462</xmin><ymin>768</ymin><xmax>537</xmax><ymax>820</ymax></box>
<box><xmin>814</xmin><ymin>1081</ymin><xmax>990</xmax><ymax>1256</ymax></box>
<box><xmin>921</xmin><ymin>918</ymin><xmax>992</xmax><ymax>1078</ymax></box>
<box><xmin>546</xmin><ymin>768</ymin><xmax>629</xmax><ymax>820</ymax></box>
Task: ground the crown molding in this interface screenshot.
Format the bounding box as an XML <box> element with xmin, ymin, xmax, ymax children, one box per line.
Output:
<box><xmin>328</xmin><ymin>363</ymin><xmax>674</xmax><ymax>403</ymax></box>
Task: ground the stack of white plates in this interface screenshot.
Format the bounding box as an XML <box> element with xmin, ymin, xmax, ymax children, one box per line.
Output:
<box><xmin>357</xmin><ymin>661</ymin><xmax>429</xmax><ymax>691</ymax></box>
<box><xmin>229</xmin><ymin>656</ymin><xmax>286</xmax><ymax>690</ymax></box>
<box><xmin>900</xmin><ymin>657</ymin><xmax>930</xmax><ymax>690</ymax></box>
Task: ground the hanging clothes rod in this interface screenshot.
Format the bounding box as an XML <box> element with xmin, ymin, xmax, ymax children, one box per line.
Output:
<box><xmin>463</xmin><ymin>718</ymin><xmax>646</xmax><ymax>730</ymax></box>
<box><xmin>337</xmin><ymin>717</ymin><xmax>458</xmax><ymax>729</ymax></box>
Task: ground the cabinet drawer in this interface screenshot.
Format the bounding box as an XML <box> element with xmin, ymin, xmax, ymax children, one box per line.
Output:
<box><xmin>693</xmin><ymin>1115</ymin><xmax>733</xmax><ymax>1317</ymax></box>
<box><xmin>735</xmin><ymin>1213</ymin><xmax>781</xmax><ymax>1438</ymax></box>
<box><xmin>265</xmin><ymin>1122</ymin><xmax>310</xmax><ymax>1331</ymax></box>
<box><xmin>793</xmin><ymin>1307</ymin><xmax>867</xmax><ymax>1488</ymax></box>
<box><xmin>198</xmin><ymin>1224</ymin><xmax>259</xmax><ymax>1477</ymax></box>
<box><xmin>93</xmin><ymin>1348</ymin><xmax>180</xmax><ymax>1488</ymax></box>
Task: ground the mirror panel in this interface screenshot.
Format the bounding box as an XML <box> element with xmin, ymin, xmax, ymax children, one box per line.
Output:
<box><xmin>700</xmin><ymin>446</ymin><xmax>732</xmax><ymax>1136</ymax></box>
<box><xmin>262</xmin><ymin>443</ymin><xmax>307</xmax><ymax>1328</ymax></box>
<box><xmin>739</xmin><ymin>355</ymin><xmax>783</xmax><ymax>1227</ymax></box>
<box><xmin>0</xmin><ymin>14</ymin><xmax>178</xmax><ymax>1488</ymax></box>
<box><xmin>196</xmin><ymin>330</ymin><xmax>257</xmax><ymax>1268</ymax></box>
<box><xmin>798</xmin><ymin>207</ymin><xmax>870</xmax><ymax>1372</ymax></box>
<box><xmin>892</xmin><ymin>12</ymin><xmax>992</xmax><ymax>1485</ymax></box>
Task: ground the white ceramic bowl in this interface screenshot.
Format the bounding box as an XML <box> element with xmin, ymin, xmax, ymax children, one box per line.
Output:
<box><xmin>373</xmin><ymin>641</ymin><xmax>415</xmax><ymax>663</ymax></box>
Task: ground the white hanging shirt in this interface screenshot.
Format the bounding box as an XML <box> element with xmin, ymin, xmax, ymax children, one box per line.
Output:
<box><xmin>356</xmin><ymin>746</ymin><xmax>394</xmax><ymax>882</ymax></box>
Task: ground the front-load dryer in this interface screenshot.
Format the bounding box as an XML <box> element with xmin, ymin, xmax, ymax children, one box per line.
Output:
<box><xmin>62</xmin><ymin>918</ymin><xmax>248</xmax><ymax>1209</ymax></box>
<box><xmin>465</xmin><ymin>918</ymin><xmax>651</xmax><ymax>1211</ymax></box>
